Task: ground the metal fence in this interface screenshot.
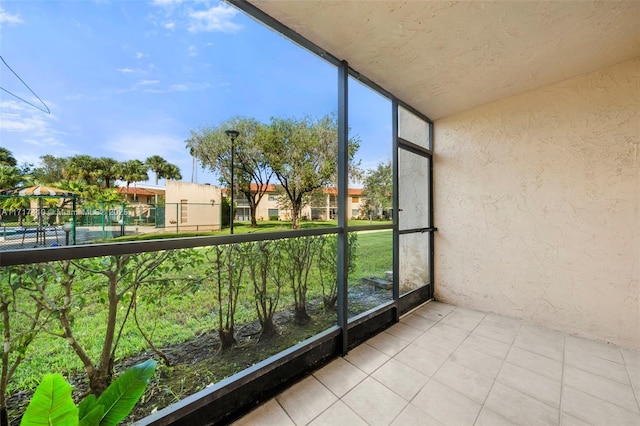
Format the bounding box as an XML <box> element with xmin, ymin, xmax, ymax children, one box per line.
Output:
<box><xmin>0</xmin><ymin>200</ymin><xmax>221</xmax><ymax>251</ymax></box>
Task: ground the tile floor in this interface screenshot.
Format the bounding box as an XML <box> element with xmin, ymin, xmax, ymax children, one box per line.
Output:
<box><xmin>233</xmin><ymin>301</ymin><xmax>640</xmax><ymax>426</ymax></box>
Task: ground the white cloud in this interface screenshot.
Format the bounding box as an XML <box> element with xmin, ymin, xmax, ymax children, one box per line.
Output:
<box><xmin>187</xmin><ymin>4</ymin><xmax>242</xmax><ymax>33</ymax></box>
<box><xmin>0</xmin><ymin>7</ymin><xmax>23</xmax><ymax>24</ymax></box>
<box><xmin>136</xmin><ymin>52</ymin><xmax>147</xmax><ymax>59</ymax></box>
<box><xmin>152</xmin><ymin>0</ymin><xmax>183</xmax><ymax>6</ymax></box>
<box><xmin>107</xmin><ymin>132</ymin><xmax>185</xmax><ymax>162</ymax></box>
<box><xmin>0</xmin><ymin>100</ymin><xmax>65</xmax><ymax>165</ymax></box>
<box><xmin>187</xmin><ymin>45</ymin><xmax>197</xmax><ymax>57</ymax></box>
<box><xmin>116</xmin><ymin>67</ymin><xmax>136</xmax><ymax>73</ymax></box>
<box><xmin>137</xmin><ymin>79</ymin><xmax>160</xmax><ymax>86</ymax></box>
<box><xmin>164</xmin><ymin>21</ymin><xmax>175</xmax><ymax>30</ymax></box>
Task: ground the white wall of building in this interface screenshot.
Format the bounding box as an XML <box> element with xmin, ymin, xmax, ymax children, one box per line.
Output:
<box><xmin>434</xmin><ymin>58</ymin><xmax>640</xmax><ymax>349</ymax></box>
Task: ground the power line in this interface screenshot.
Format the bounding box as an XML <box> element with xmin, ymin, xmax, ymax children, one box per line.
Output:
<box><xmin>0</xmin><ymin>55</ymin><xmax>51</xmax><ymax>114</ymax></box>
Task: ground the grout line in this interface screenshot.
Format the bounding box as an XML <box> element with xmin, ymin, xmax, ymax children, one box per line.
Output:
<box><xmin>558</xmin><ymin>332</ymin><xmax>567</xmax><ymax>426</ymax></box>
<box><xmin>621</xmin><ymin>348</ymin><xmax>640</xmax><ymax>414</ymax></box>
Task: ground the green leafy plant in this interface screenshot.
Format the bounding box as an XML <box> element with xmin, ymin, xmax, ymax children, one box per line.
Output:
<box><xmin>20</xmin><ymin>359</ymin><xmax>156</xmax><ymax>426</ymax></box>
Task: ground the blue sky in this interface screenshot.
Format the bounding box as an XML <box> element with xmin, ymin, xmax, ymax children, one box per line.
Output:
<box><xmin>0</xmin><ymin>0</ymin><xmax>391</xmax><ymax>186</ymax></box>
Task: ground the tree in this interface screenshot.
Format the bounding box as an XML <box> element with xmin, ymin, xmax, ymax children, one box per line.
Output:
<box><xmin>361</xmin><ymin>160</ymin><xmax>392</xmax><ymax>220</ymax></box>
<box><xmin>187</xmin><ymin>116</ymin><xmax>274</xmax><ymax>228</ymax></box>
<box><xmin>92</xmin><ymin>157</ymin><xmax>120</xmax><ymax>188</ymax></box>
<box><xmin>264</xmin><ymin>114</ymin><xmax>359</xmax><ymax>229</ymax></box>
<box><xmin>0</xmin><ymin>148</ymin><xmax>17</xmax><ymax>167</ymax></box>
<box><xmin>161</xmin><ymin>163</ymin><xmax>182</xmax><ymax>181</ymax></box>
<box><xmin>145</xmin><ymin>155</ymin><xmax>168</xmax><ymax>186</ymax></box>
<box><xmin>115</xmin><ymin>160</ymin><xmax>148</xmax><ymax>201</ymax></box>
<box><xmin>64</xmin><ymin>155</ymin><xmax>98</xmax><ymax>185</ymax></box>
<box><xmin>32</xmin><ymin>155</ymin><xmax>66</xmax><ymax>184</ymax></box>
<box><xmin>0</xmin><ymin>165</ymin><xmax>21</xmax><ymax>189</ymax></box>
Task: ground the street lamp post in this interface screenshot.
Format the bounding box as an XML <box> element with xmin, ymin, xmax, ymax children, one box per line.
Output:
<box><xmin>225</xmin><ymin>129</ymin><xmax>239</xmax><ymax>234</ymax></box>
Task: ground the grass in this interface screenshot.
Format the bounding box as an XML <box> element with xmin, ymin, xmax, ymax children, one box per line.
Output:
<box><xmin>107</xmin><ymin>219</ymin><xmax>391</xmax><ymax>242</ymax></box>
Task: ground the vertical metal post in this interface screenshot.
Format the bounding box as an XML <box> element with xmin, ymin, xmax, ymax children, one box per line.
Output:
<box><xmin>392</xmin><ymin>100</ymin><xmax>400</xmax><ymax>319</ymax></box>
<box><xmin>100</xmin><ymin>200</ymin><xmax>105</xmax><ymax>239</ymax></box>
<box><xmin>71</xmin><ymin>196</ymin><xmax>77</xmax><ymax>245</ymax></box>
<box><xmin>428</xmin><ymin>122</ymin><xmax>435</xmax><ymax>299</ymax></box>
<box><xmin>337</xmin><ymin>60</ymin><xmax>349</xmax><ymax>355</ymax></box>
<box><xmin>230</xmin><ymin>141</ymin><xmax>235</xmax><ymax>235</ymax></box>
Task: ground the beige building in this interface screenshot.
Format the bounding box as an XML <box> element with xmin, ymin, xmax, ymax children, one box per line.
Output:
<box><xmin>164</xmin><ymin>181</ymin><xmax>222</xmax><ymax>231</ymax></box>
<box><xmin>230</xmin><ymin>184</ymin><xmax>364</xmax><ymax>222</ymax></box>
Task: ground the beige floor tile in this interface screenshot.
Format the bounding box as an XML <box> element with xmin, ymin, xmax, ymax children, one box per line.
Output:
<box><xmin>412</xmin><ymin>305</ymin><xmax>448</xmax><ymax>322</ymax></box>
<box><xmin>513</xmin><ymin>334</ymin><xmax>564</xmax><ymax>362</ymax></box>
<box><xmin>562</xmin><ymin>386</ymin><xmax>640</xmax><ymax>426</ymax></box>
<box><xmin>400</xmin><ymin>313</ymin><xmax>438</xmax><ymax>331</ymax></box>
<box><xmin>622</xmin><ymin>348</ymin><xmax>640</xmax><ymax>370</ymax></box>
<box><xmin>308</xmin><ymin>401</ymin><xmax>368</xmax><ymax>426</ymax></box>
<box><xmin>565</xmin><ymin>335</ymin><xmax>624</xmax><ymax>364</ymax></box>
<box><xmin>344</xmin><ymin>343</ymin><xmax>390</xmax><ymax>374</ymax></box>
<box><xmin>422</xmin><ymin>301</ymin><xmax>456</xmax><ymax>315</ymax></box>
<box><xmin>342</xmin><ymin>377</ymin><xmax>408</xmax><ymax>426</ymax></box>
<box><xmin>372</xmin><ymin>358</ymin><xmax>429</xmax><ymax>401</ymax></box>
<box><xmin>232</xmin><ymin>399</ymin><xmax>294</xmax><ymax>426</ymax></box>
<box><xmin>412</xmin><ymin>331</ymin><xmax>461</xmax><ymax>359</ymax></box>
<box><xmin>497</xmin><ymin>362</ymin><xmax>561</xmax><ymax>408</ymax></box>
<box><xmin>560</xmin><ymin>412</ymin><xmax>592</xmax><ymax>426</ymax></box>
<box><xmin>431</xmin><ymin>360</ymin><xmax>494</xmax><ymax>403</ymax></box>
<box><xmin>366</xmin><ymin>331</ymin><xmax>411</xmax><ymax>357</ymax></box>
<box><xmin>313</xmin><ymin>357</ymin><xmax>367</xmax><ymax>397</ymax></box>
<box><xmin>439</xmin><ymin>307</ymin><xmax>485</xmax><ymax>331</ymax></box>
<box><xmin>276</xmin><ymin>376</ymin><xmax>337</xmax><ymax>425</ymax></box>
<box><xmin>563</xmin><ymin>365</ymin><xmax>639</xmax><ymax>413</ymax></box>
<box><xmin>485</xmin><ymin>382</ymin><xmax>559</xmax><ymax>425</ymax></box>
<box><xmin>480</xmin><ymin>313</ymin><xmax>522</xmax><ymax>332</ymax></box>
<box><xmin>505</xmin><ymin>346</ymin><xmax>563</xmax><ymax>382</ymax></box>
<box><xmin>448</xmin><ymin>345</ymin><xmax>503</xmax><ymax>380</ymax></box>
<box><xmin>461</xmin><ymin>333</ymin><xmax>511</xmax><ymax>360</ymax></box>
<box><xmin>518</xmin><ymin>324</ymin><xmax>566</xmax><ymax>342</ymax></box>
<box><xmin>400</xmin><ymin>314</ymin><xmax>438</xmax><ymax>331</ymax></box>
<box><xmin>475</xmin><ymin>407</ymin><xmax>518</xmax><ymax>426</ymax></box>
<box><xmin>628</xmin><ymin>367</ymin><xmax>640</xmax><ymax>393</ymax></box>
<box><xmin>473</xmin><ymin>322</ymin><xmax>519</xmax><ymax>345</ymax></box>
<box><xmin>385</xmin><ymin>321</ymin><xmax>425</xmax><ymax>342</ymax></box>
<box><xmin>425</xmin><ymin>323</ymin><xmax>470</xmax><ymax>345</ymax></box>
<box><xmin>394</xmin><ymin>344</ymin><xmax>447</xmax><ymax>377</ymax></box>
<box><xmin>412</xmin><ymin>379</ymin><xmax>482</xmax><ymax>426</ymax></box>
<box><xmin>564</xmin><ymin>347</ymin><xmax>631</xmax><ymax>384</ymax></box>
<box><xmin>390</xmin><ymin>403</ymin><xmax>445</xmax><ymax>426</ymax></box>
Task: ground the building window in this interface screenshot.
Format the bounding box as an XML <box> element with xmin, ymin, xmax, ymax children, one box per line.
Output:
<box><xmin>268</xmin><ymin>208</ymin><xmax>279</xmax><ymax>219</ymax></box>
<box><xmin>352</xmin><ymin>196</ymin><xmax>360</xmax><ymax>203</ymax></box>
<box><xmin>268</xmin><ymin>194</ymin><xmax>278</xmax><ymax>202</ymax></box>
<box><xmin>352</xmin><ymin>209</ymin><xmax>360</xmax><ymax>217</ymax></box>
<box><xmin>180</xmin><ymin>199</ymin><xmax>188</xmax><ymax>224</ymax></box>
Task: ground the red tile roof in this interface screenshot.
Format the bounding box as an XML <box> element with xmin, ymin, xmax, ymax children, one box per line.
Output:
<box><xmin>117</xmin><ymin>187</ymin><xmax>157</xmax><ymax>196</ymax></box>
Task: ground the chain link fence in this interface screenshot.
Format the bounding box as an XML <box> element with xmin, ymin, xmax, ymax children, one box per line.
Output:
<box><xmin>0</xmin><ymin>199</ymin><xmax>221</xmax><ymax>251</ymax></box>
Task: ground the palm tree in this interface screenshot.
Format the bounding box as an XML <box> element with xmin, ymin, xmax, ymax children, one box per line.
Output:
<box><xmin>64</xmin><ymin>155</ymin><xmax>97</xmax><ymax>184</ymax></box>
<box><xmin>0</xmin><ymin>147</ymin><xmax>17</xmax><ymax>167</ymax></box>
<box><xmin>161</xmin><ymin>163</ymin><xmax>182</xmax><ymax>181</ymax></box>
<box><xmin>0</xmin><ymin>165</ymin><xmax>21</xmax><ymax>189</ymax></box>
<box><xmin>145</xmin><ymin>155</ymin><xmax>168</xmax><ymax>185</ymax></box>
<box><xmin>116</xmin><ymin>160</ymin><xmax>148</xmax><ymax>201</ymax></box>
<box><xmin>92</xmin><ymin>157</ymin><xmax>119</xmax><ymax>188</ymax></box>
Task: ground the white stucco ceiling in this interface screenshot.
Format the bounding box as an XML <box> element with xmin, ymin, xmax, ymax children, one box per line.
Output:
<box><xmin>249</xmin><ymin>1</ymin><xmax>640</xmax><ymax>120</ymax></box>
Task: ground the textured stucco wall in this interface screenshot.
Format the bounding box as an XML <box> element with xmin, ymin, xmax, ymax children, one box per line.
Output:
<box><xmin>434</xmin><ymin>58</ymin><xmax>640</xmax><ymax>349</ymax></box>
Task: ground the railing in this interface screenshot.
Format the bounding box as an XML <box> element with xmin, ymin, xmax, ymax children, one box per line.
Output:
<box><xmin>0</xmin><ymin>227</ymin><xmax>395</xmax><ymax>424</ymax></box>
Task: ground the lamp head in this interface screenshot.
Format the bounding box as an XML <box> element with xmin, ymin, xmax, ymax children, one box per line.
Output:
<box><xmin>225</xmin><ymin>130</ymin><xmax>239</xmax><ymax>140</ymax></box>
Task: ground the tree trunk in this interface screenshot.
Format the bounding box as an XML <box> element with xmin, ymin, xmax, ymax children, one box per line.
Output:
<box><xmin>249</xmin><ymin>202</ymin><xmax>258</xmax><ymax>228</ymax></box>
<box><xmin>323</xmin><ymin>295</ymin><xmax>337</xmax><ymax>311</ymax></box>
<box><xmin>291</xmin><ymin>203</ymin><xmax>301</xmax><ymax>229</ymax></box>
<box><xmin>88</xmin><ymin>364</ymin><xmax>112</xmax><ymax>397</ymax></box>
<box><xmin>1</xmin><ymin>407</ymin><xmax>8</xmax><ymax>426</ymax></box>
<box><xmin>293</xmin><ymin>306</ymin><xmax>311</xmax><ymax>326</ymax></box>
<box><xmin>218</xmin><ymin>328</ymin><xmax>237</xmax><ymax>350</ymax></box>
<box><xmin>258</xmin><ymin>319</ymin><xmax>278</xmax><ymax>342</ymax></box>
